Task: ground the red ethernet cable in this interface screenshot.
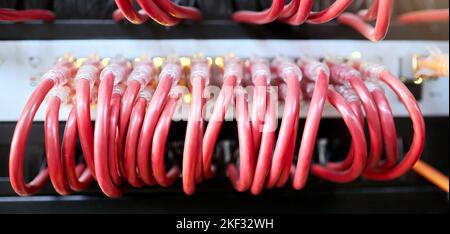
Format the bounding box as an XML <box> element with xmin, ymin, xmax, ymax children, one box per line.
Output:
<box><xmin>9</xmin><ymin>58</ymin><xmax>76</xmax><ymax>196</ymax></box>
<box><xmin>62</xmin><ymin>108</ymin><xmax>93</xmax><ymax>191</ymax></box>
<box><xmin>136</xmin><ymin>0</ymin><xmax>180</xmax><ymax>26</ymax></box>
<box><xmin>137</xmin><ymin>58</ymin><xmax>182</xmax><ymax>186</ymax></box>
<box><xmin>114</xmin><ymin>0</ymin><xmax>148</xmax><ymax>24</ymax></box>
<box><xmin>281</xmin><ymin>0</ymin><xmax>314</xmax><ymax>25</ymax></box>
<box><xmin>337</xmin><ymin>0</ymin><xmax>393</xmax><ymax>42</ymax></box>
<box><xmin>249</xmin><ymin>58</ymin><xmax>271</xmax><ymax>152</ymax></box>
<box><xmin>203</xmin><ymin>56</ymin><xmax>243</xmax><ymax>179</ymax></box>
<box><xmin>124</xmin><ymin>89</ymin><xmax>153</xmax><ymax>188</ymax></box>
<box><xmin>119</xmin><ymin>57</ymin><xmax>154</xmax><ymax>163</ymax></box>
<box><xmin>75</xmin><ymin>58</ymin><xmax>102</xmax><ymax>178</ymax></box>
<box><xmin>232</xmin><ymin>0</ymin><xmax>286</xmax><ymax>24</ymax></box>
<box><xmin>366</xmin><ymin>81</ymin><xmax>398</xmax><ymax>169</ymax></box>
<box><xmin>397</xmin><ymin>9</ymin><xmax>449</xmax><ymax>24</ymax></box>
<box><xmin>266</xmin><ymin>57</ymin><xmax>302</xmax><ymax>189</ymax></box>
<box><xmin>352</xmin><ymin>62</ymin><xmax>425</xmax><ymax>180</ymax></box>
<box><xmin>325</xmin><ymin>87</ymin><xmax>364</xmax><ymax>171</ymax></box>
<box><xmin>154</xmin><ymin>0</ymin><xmax>202</xmax><ymax>21</ymax></box>
<box><xmin>227</xmin><ymin>86</ymin><xmax>255</xmax><ymax>192</ymax></box>
<box><xmin>251</xmin><ymin>87</ymin><xmax>277</xmax><ymax>195</ymax></box>
<box><xmin>0</xmin><ymin>8</ymin><xmax>55</xmax><ymax>22</ymax></box>
<box><xmin>278</xmin><ymin>0</ymin><xmax>300</xmax><ymax>19</ymax></box>
<box><xmin>108</xmin><ymin>85</ymin><xmax>125</xmax><ymax>186</ymax></box>
<box><xmin>310</xmin><ymin>87</ymin><xmax>367</xmax><ymax>183</ymax></box>
<box><xmin>44</xmin><ymin>87</ymin><xmax>73</xmax><ymax>195</ymax></box>
<box><xmin>152</xmin><ymin>92</ymin><xmax>182</xmax><ymax>187</ymax></box>
<box><xmin>326</xmin><ymin>60</ymin><xmax>383</xmax><ymax>169</ymax></box>
<box><xmin>307</xmin><ymin>0</ymin><xmax>353</xmax><ymax>24</ymax></box>
<box><xmin>94</xmin><ymin>57</ymin><xmax>131</xmax><ymax>197</ymax></box>
<box><xmin>183</xmin><ymin>57</ymin><xmax>210</xmax><ymax>195</ymax></box>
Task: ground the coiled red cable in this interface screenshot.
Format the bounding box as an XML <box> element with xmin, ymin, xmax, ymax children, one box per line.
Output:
<box><xmin>307</xmin><ymin>0</ymin><xmax>353</xmax><ymax>24</ymax></box>
<box><xmin>310</xmin><ymin>87</ymin><xmax>367</xmax><ymax>183</ymax></box>
<box><xmin>397</xmin><ymin>9</ymin><xmax>449</xmax><ymax>24</ymax></box>
<box><xmin>62</xmin><ymin>108</ymin><xmax>93</xmax><ymax>192</ymax></box>
<box><xmin>124</xmin><ymin>95</ymin><xmax>148</xmax><ymax>188</ymax></box>
<box><xmin>203</xmin><ymin>76</ymin><xmax>237</xmax><ymax>179</ymax></box>
<box><xmin>183</xmin><ymin>75</ymin><xmax>206</xmax><ymax>195</ymax></box>
<box><xmin>227</xmin><ymin>86</ymin><xmax>255</xmax><ymax>192</ymax></box>
<box><xmin>0</xmin><ymin>8</ymin><xmax>55</xmax><ymax>22</ymax></box>
<box><xmin>290</xmin><ymin>69</ymin><xmax>330</xmax><ymax>189</ymax></box>
<box><xmin>232</xmin><ymin>0</ymin><xmax>286</xmax><ymax>24</ymax></box>
<box><xmin>251</xmin><ymin>88</ymin><xmax>277</xmax><ymax>195</ymax></box>
<box><xmin>337</xmin><ymin>0</ymin><xmax>393</xmax><ymax>42</ymax></box>
<box><xmin>108</xmin><ymin>90</ymin><xmax>125</xmax><ymax>186</ymax></box>
<box><xmin>152</xmin><ymin>94</ymin><xmax>181</xmax><ymax>187</ymax></box>
<box><xmin>281</xmin><ymin>0</ymin><xmax>314</xmax><ymax>25</ymax></box>
<box><xmin>137</xmin><ymin>61</ymin><xmax>180</xmax><ymax>186</ymax></box>
<box><xmin>363</xmin><ymin>71</ymin><xmax>425</xmax><ymax>180</ymax></box>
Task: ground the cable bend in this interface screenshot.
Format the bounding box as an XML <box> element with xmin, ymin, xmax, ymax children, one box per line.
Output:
<box><xmin>232</xmin><ymin>0</ymin><xmax>286</xmax><ymax>24</ymax></box>
<box><xmin>152</xmin><ymin>94</ymin><xmax>181</xmax><ymax>187</ymax></box>
<box><xmin>227</xmin><ymin>86</ymin><xmax>255</xmax><ymax>192</ymax></box>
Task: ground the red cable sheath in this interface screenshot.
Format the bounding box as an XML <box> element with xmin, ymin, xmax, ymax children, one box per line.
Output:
<box><xmin>358</xmin><ymin>0</ymin><xmax>379</xmax><ymax>21</ymax></box>
<box><xmin>363</xmin><ymin>71</ymin><xmax>425</xmax><ymax>180</ymax></box>
<box><xmin>44</xmin><ymin>96</ymin><xmax>72</xmax><ymax>195</ymax></box>
<box><xmin>152</xmin><ymin>96</ymin><xmax>181</xmax><ymax>187</ymax></box>
<box><xmin>232</xmin><ymin>0</ymin><xmax>286</xmax><ymax>24</ymax></box>
<box><xmin>307</xmin><ymin>0</ymin><xmax>353</xmax><ymax>24</ymax></box>
<box><xmin>136</xmin><ymin>0</ymin><xmax>181</xmax><ymax>26</ymax></box>
<box><xmin>62</xmin><ymin>108</ymin><xmax>93</xmax><ymax>192</ymax></box>
<box><xmin>120</xmin><ymin>80</ymin><xmax>141</xmax><ymax>143</ymax></box>
<box><xmin>227</xmin><ymin>87</ymin><xmax>255</xmax><ymax>192</ymax></box>
<box><xmin>154</xmin><ymin>0</ymin><xmax>202</xmax><ymax>21</ymax></box>
<box><xmin>182</xmin><ymin>76</ymin><xmax>205</xmax><ymax>195</ymax></box>
<box><xmin>251</xmin><ymin>75</ymin><xmax>267</xmax><ymax>152</ymax></box>
<box><xmin>371</xmin><ymin>88</ymin><xmax>398</xmax><ymax>169</ymax></box>
<box><xmin>275</xmin><ymin>114</ymin><xmax>299</xmax><ymax>188</ymax></box>
<box><xmin>337</xmin><ymin>0</ymin><xmax>393</xmax><ymax>41</ymax></box>
<box><xmin>114</xmin><ymin>0</ymin><xmax>148</xmax><ymax>24</ymax></box>
<box><xmin>291</xmin><ymin>71</ymin><xmax>329</xmax><ymax>189</ymax></box>
<box><xmin>326</xmin><ymin>101</ymin><xmax>363</xmax><ymax>171</ymax></box>
<box><xmin>202</xmin><ymin>76</ymin><xmax>237</xmax><ymax>179</ymax></box>
<box><xmin>267</xmin><ymin>73</ymin><xmax>301</xmax><ymax>188</ymax></box>
<box><xmin>75</xmin><ymin>79</ymin><xmax>96</xmax><ymax>178</ymax></box>
<box><xmin>0</xmin><ymin>8</ymin><xmax>55</xmax><ymax>22</ymax></box>
<box><xmin>124</xmin><ymin>97</ymin><xmax>147</xmax><ymax>188</ymax></box>
<box><xmin>108</xmin><ymin>93</ymin><xmax>124</xmax><ymax>186</ymax></box>
<box><xmin>278</xmin><ymin>0</ymin><xmax>300</xmax><ymax>19</ymax></box>
<box><xmin>251</xmin><ymin>88</ymin><xmax>277</xmax><ymax>195</ymax></box>
<box><xmin>281</xmin><ymin>0</ymin><xmax>314</xmax><ymax>25</ymax></box>
<box><xmin>137</xmin><ymin>76</ymin><xmax>173</xmax><ymax>186</ymax></box>
<box><xmin>9</xmin><ymin>79</ymin><xmax>54</xmax><ymax>196</ymax></box>
<box><xmin>348</xmin><ymin>77</ymin><xmax>383</xmax><ymax>169</ymax></box>
<box><xmin>94</xmin><ymin>73</ymin><xmax>122</xmax><ymax>197</ymax></box>
<box><xmin>195</xmin><ymin>105</ymin><xmax>205</xmax><ymax>185</ymax></box>
<box><xmin>310</xmin><ymin>88</ymin><xmax>367</xmax><ymax>183</ymax></box>
<box><xmin>397</xmin><ymin>9</ymin><xmax>449</xmax><ymax>24</ymax></box>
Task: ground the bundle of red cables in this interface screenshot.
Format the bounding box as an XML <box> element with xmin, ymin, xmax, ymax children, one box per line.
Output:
<box><xmin>9</xmin><ymin>54</ymin><xmax>425</xmax><ymax>197</ymax></box>
<box><xmin>113</xmin><ymin>0</ymin><xmax>202</xmax><ymax>25</ymax></box>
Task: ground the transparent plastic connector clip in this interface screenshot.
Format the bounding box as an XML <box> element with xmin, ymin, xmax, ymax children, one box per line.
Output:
<box><xmin>129</xmin><ymin>56</ymin><xmax>155</xmax><ymax>87</ymax></box>
<box><xmin>334</xmin><ymin>85</ymin><xmax>359</xmax><ymax>103</ymax></box>
<box><xmin>297</xmin><ymin>57</ymin><xmax>330</xmax><ymax>82</ymax></box>
<box><xmin>353</xmin><ymin>60</ymin><xmax>386</xmax><ymax>81</ymax></box>
<box><xmin>42</xmin><ymin>58</ymin><xmax>77</xmax><ymax>86</ymax></box>
<box><xmin>113</xmin><ymin>83</ymin><xmax>126</xmax><ymax>96</ymax></box>
<box><xmin>169</xmin><ymin>85</ymin><xmax>185</xmax><ymax>99</ymax></box>
<box><xmin>223</xmin><ymin>55</ymin><xmax>244</xmax><ymax>84</ymax></box>
<box><xmin>249</xmin><ymin>57</ymin><xmax>271</xmax><ymax>84</ymax></box>
<box><xmin>100</xmin><ymin>56</ymin><xmax>132</xmax><ymax>85</ymax></box>
<box><xmin>364</xmin><ymin>80</ymin><xmax>384</xmax><ymax>93</ymax></box>
<box><xmin>271</xmin><ymin>57</ymin><xmax>302</xmax><ymax>82</ymax></box>
<box><xmin>190</xmin><ymin>55</ymin><xmax>211</xmax><ymax>85</ymax></box>
<box><xmin>327</xmin><ymin>61</ymin><xmax>361</xmax><ymax>85</ymax></box>
<box><xmin>46</xmin><ymin>85</ymin><xmax>71</xmax><ymax>104</ymax></box>
<box><xmin>138</xmin><ymin>87</ymin><xmax>154</xmax><ymax>103</ymax></box>
<box><xmin>74</xmin><ymin>58</ymin><xmax>102</xmax><ymax>90</ymax></box>
<box><xmin>159</xmin><ymin>56</ymin><xmax>182</xmax><ymax>85</ymax></box>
